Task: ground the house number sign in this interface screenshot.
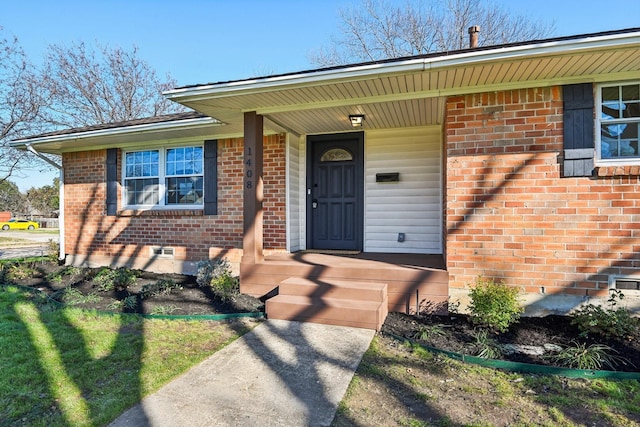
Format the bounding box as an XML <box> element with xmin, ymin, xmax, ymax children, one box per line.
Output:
<box><xmin>245</xmin><ymin>146</ymin><xmax>253</xmax><ymax>189</ymax></box>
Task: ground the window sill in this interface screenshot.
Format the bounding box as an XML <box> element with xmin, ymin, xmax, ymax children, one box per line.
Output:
<box><xmin>595</xmin><ymin>165</ymin><xmax>640</xmax><ymax>177</ymax></box>
<box><xmin>118</xmin><ymin>209</ymin><xmax>204</xmax><ymax>217</ymax></box>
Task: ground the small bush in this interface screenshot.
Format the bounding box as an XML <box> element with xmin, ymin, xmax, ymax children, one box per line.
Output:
<box><xmin>196</xmin><ymin>259</ymin><xmax>239</xmax><ymax>302</ymax></box>
<box><xmin>570</xmin><ymin>290</ymin><xmax>638</xmax><ymax>340</ymax></box>
<box><xmin>94</xmin><ymin>267</ymin><xmax>137</xmax><ymax>292</ymax></box>
<box><xmin>56</xmin><ymin>287</ymin><xmax>100</xmax><ymax>306</ymax></box>
<box><xmin>46</xmin><ymin>239</ymin><xmax>60</xmax><ymax>260</ymax></box>
<box><xmin>5</xmin><ymin>262</ymin><xmax>37</xmax><ymax>282</ymax></box>
<box><xmin>45</xmin><ymin>266</ymin><xmax>81</xmax><ymax>284</ymax></box>
<box><xmin>106</xmin><ymin>295</ymin><xmax>138</xmax><ymax>311</ymax></box>
<box><xmin>140</xmin><ymin>279</ymin><xmax>183</xmax><ymax>299</ymax></box>
<box><xmin>468</xmin><ymin>276</ymin><xmax>523</xmax><ymax>333</ymax></box>
<box><xmin>122</xmin><ymin>295</ymin><xmax>138</xmax><ymax>310</ymax></box>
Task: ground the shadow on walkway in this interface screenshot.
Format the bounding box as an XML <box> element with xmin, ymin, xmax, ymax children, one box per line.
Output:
<box><xmin>110</xmin><ymin>319</ymin><xmax>374</xmax><ymax>427</ymax></box>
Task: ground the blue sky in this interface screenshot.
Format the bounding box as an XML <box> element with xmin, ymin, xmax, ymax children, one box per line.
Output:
<box><xmin>3</xmin><ymin>0</ymin><xmax>639</xmax><ymax>190</ymax></box>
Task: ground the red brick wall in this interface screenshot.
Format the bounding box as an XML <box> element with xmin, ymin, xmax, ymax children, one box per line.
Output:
<box><xmin>63</xmin><ymin>134</ymin><xmax>287</xmax><ymax>264</ymax></box>
<box><xmin>445</xmin><ymin>87</ymin><xmax>640</xmax><ymax>298</ymax></box>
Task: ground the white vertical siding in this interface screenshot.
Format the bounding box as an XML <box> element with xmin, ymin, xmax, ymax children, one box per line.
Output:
<box><xmin>364</xmin><ymin>126</ymin><xmax>442</xmax><ymax>253</ymax></box>
<box><xmin>286</xmin><ymin>134</ymin><xmax>305</xmax><ymax>252</ymax></box>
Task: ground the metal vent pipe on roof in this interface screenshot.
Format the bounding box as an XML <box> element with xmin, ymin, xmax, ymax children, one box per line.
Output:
<box><xmin>468</xmin><ymin>25</ymin><xmax>480</xmax><ymax>48</ymax></box>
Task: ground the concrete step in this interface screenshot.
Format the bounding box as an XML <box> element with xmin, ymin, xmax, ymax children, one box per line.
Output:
<box><xmin>266</xmin><ymin>277</ymin><xmax>389</xmax><ymax>330</ymax></box>
<box><xmin>278</xmin><ymin>277</ymin><xmax>387</xmax><ymax>302</ymax></box>
<box><xmin>266</xmin><ymin>294</ymin><xmax>387</xmax><ymax>331</ymax></box>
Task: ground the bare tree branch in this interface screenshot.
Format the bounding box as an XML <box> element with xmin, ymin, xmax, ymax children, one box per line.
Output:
<box><xmin>40</xmin><ymin>42</ymin><xmax>186</xmax><ymax>128</ymax></box>
<box><xmin>0</xmin><ymin>27</ymin><xmax>49</xmax><ymax>181</ymax></box>
<box><xmin>308</xmin><ymin>0</ymin><xmax>555</xmax><ymax>66</ymax></box>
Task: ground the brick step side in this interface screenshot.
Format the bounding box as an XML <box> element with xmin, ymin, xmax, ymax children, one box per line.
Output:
<box><xmin>279</xmin><ymin>277</ymin><xmax>387</xmax><ymax>301</ymax></box>
<box><xmin>266</xmin><ymin>294</ymin><xmax>387</xmax><ymax>330</ymax></box>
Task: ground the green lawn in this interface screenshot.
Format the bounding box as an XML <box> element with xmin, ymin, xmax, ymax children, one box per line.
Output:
<box><xmin>333</xmin><ymin>337</ymin><xmax>640</xmax><ymax>426</ymax></box>
<box><xmin>0</xmin><ymin>285</ymin><xmax>253</xmax><ymax>426</ymax></box>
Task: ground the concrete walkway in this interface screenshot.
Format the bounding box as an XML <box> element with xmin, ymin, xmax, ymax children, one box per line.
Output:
<box><xmin>109</xmin><ymin>319</ymin><xmax>375</xmax><ymax>427</ymax></box>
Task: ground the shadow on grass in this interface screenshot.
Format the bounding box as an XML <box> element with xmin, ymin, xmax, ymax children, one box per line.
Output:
<box><xmin>1</xmin><ymin>285</ymin><xmax>148</xmax><ymax>426</ymax></box>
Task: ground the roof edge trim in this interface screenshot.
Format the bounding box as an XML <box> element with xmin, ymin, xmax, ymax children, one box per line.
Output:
<box><xmin>11</xmin><ymin>116</ymin><xmax>223</xmax><ymax>147</ymax></box>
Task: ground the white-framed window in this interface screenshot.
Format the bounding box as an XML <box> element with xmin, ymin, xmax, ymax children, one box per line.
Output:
<box><xmin>596</xmin><ymin>82</ymin><xmax>640</xmax><ymax>162</ymax></box>
<box><xmin>123</xmin><ymin>145</ymin><xmax>204</xmax><ymax>209</ymax></box>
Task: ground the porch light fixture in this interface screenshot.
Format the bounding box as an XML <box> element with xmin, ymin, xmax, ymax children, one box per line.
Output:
<box><xmin>349</xmin><ymin>114</ymin><xmax>365</xmax><ymax>127</ymax></box>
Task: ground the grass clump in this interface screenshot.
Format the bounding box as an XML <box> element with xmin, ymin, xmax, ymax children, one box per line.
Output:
<box><xmin>468</xmin><ymin>276</ymin><xmax>523</xmax><ymax>333</ymax></box>
<box><xmin>472</xmin><ymin>329</ymin><xmax>504</xmax><ymax>359</ymax></box>
<box><xmin>411</xmin><ymin>324</ymin><xmax>446</xmax><ymax>341</ymax></box>
<box><xmin>150</xmin><ymin>305</ymin><xmax>180</xmax><ymax>315</ymax></box>
<box><xmin>545</xmin><ymin>341</ymin><xmax>632</xmax><ymax>371</ymax></box>
<box><xmin>196</xmin><ymin>259</ymin><xmax>239</xmax><ymax>302</ymax></box>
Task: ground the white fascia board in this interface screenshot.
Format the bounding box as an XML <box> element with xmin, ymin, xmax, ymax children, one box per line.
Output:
<box><xmin>11</xmin><ymin>116</ymin><xmax>223</xmax><ymax>147</ymax></box>
<box><xmin>165</xmin><ymin>31</ymin><xmax>640</xmax><ymax>102</ymax></box>
<box><xmin>427</xmin><ymin>32</ymin><xmax>640</xmax><ymax>69</ymax></box>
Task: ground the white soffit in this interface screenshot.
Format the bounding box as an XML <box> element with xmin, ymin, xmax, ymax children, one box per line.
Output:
<box><xmin>166</xmin><ymin>31</ymin><xmax>640</xmax><ymax>104</ymax></box>
<box><xmin>163</xmin><ymin>31</ymin><xmax>640</xmax><ymax>134</ymax></box>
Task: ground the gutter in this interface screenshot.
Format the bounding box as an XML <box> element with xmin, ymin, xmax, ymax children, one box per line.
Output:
<box><xmin>26</xmin><ymin>144</ymin><xmax>65</xmax><ymax>261</ymax></box>
<box><xmin>26</xmin><ymin>144</ymin><xmax>62</xmax><ymax>169</ymax></box>
<box><xmin>11</xmin><ymin>116</ymin><xmax>222</xmax><ymax>148</ymax></box>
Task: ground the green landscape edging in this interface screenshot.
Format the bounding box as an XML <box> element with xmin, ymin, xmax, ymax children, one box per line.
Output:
<box><xmin>388</xmin><ymin>333</ymin><xmax>640</xmax><ymax>380</ymax></box>
<box><xmin>136</xmin><ymin>312</ymin><xmax>265</xmax><ymax>321</ymax></box>
<box><xmin>1</xmin><ymin>283</ymin><xmax>265</xmax><ymax>321</ymax></box>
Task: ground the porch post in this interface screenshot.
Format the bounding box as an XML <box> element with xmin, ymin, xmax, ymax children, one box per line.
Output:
<box><xmin>242</xmin><ymin>111</ymin><xmax>264</xmax><ymax>264</ymax></box>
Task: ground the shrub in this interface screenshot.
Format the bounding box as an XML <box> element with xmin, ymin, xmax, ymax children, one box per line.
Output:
<box><xmin>468</xmin><ymin>276</ymin><xmax>523</xmax><ymax>333</ymax></box>
<box><xmin>570</xmin><ymin>290</ymin><xmax>638</xmax><ymax>340</ymax></box>
<box><xmin>196</xmin><ymin>259</ymin><xmax>239</xmax><ymax>302</ymax></box>
<box><xmin>140</xmin><ymin>279</ymin><xmax>183</xmax><ymax>299</ymax></box>
<box><xmin>5</xmin><ymin>262</ymin><xmax>37</xmax><ymax>282</ymax></box>
<box><xmin>94</xmin><ymin>267</ymin><xmax>137</xmax><ymax>292</ymax></box>
<box><xmin>45</xmin><ymin>266</ymin><xmax>81</xmax><ymax>284</ymax></box>
<box><xmin>46</xmin><ymin>239</ymin><xmax>60</xmax><ymax>260</ymax></box>
<box><xmin>56</xmin><ymin>287</ymin><xmax>100</xmax><ymax>306</ymax></box>
<box><xmin>106</xmin><ymin>295</ymin><xmax>138</xmax><ymax>311</ymax></box>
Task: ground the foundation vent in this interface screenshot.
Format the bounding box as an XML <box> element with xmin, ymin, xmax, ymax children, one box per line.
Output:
<box><xmin>609</xmin><ymin>276</ymin><xmax>640</xmax><ymax>292</ymax></box>
<box><xmin>150</xmin><ymin>247</ymin><xmax>175</xmax><ymax>258</ymax></box>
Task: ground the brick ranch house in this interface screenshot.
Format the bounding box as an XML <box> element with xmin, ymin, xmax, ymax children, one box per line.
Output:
<box><xmin>13</xmin><ymin>28</ymin><xmax>640</xmax><ymax>329</ymax></box>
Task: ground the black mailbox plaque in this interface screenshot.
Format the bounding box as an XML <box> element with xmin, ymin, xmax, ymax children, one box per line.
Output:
<box><xmin>376</xmin><ymin>172</ymin><xmax>400</xmax><ymax>183</ymax></box>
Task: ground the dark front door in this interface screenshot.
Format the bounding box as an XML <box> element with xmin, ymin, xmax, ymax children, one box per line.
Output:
<box><xmin>307</xmin><ymin>132</ymin><xmax>364</xmax><ymax>251</ymax></box>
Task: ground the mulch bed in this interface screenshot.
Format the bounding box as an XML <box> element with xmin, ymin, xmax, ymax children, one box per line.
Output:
<box><xmin>3</xmin><ymin>260</ymin><xmax>263</xmax><ymax>316</ymax></box>
<box><xmin>4</xmin><ymin>260</ymin><xmax>639</xmax><ymax>372</ymax></box>
<box><xmin>382</xmin><ymin>311</ymin><xmax>640</xmax><ymax>372</ymax></box>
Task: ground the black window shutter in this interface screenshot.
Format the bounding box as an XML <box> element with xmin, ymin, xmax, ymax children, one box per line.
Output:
<box><xmin>204</xmin><ymin>140</ymin><xmax>218</xmax><ymax>215</ymax></box>
<box><xmin>563</xmin><ymin>84</ymin><xmax>594</xmax><ymax>177</ymax></box>
<box><xmin>106</xmin><ymin>148</ymin><xmax>118</xmax><ymax>216</ymax></box>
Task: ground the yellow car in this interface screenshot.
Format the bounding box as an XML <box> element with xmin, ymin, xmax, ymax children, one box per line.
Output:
<box><xmin>0</xmin><ymin>219</ymin><xmax>40</xmax><ymax>230</ymax></box>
